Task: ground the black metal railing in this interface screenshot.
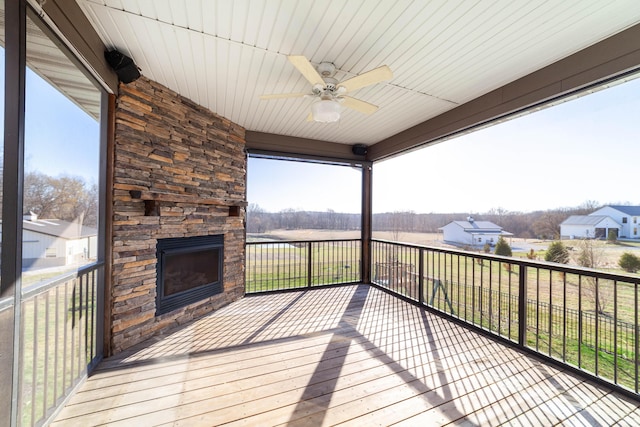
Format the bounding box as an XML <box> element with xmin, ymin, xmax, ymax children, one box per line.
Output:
<box><xmin>371</xmin><ymin>239</ymin><xmax>640</xmax><ymax>396</ymax></box>
<box><xmin>244</xmin><ymin>237</ymin><xmax>640</xmax><ymax>396</ymax></box>
<box><xmin>18</xmin><ymin>262</ymin><xmax>103</xmax><ymax>427</ymax></box>
<box><xmin>246</xmin><ymin>239</ymin><xmax>361</xmax><ymax>293</ymax></box>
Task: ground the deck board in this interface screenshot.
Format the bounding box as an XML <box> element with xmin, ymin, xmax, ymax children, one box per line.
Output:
<box><xmin>52</xmin><ymin>284</ymin><xmax>640</xmax><ymax>426</ymax></box>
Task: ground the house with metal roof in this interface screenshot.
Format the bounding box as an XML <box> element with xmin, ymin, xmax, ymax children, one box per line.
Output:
<box><xmin>590</xmin><ymin>206</ymin><xmax>640</xmax><ymax>239</ymax></box>
<box><xmin>560</xmin><ymin>205</ymin><xmax>640</xmax><ymax>240</ymax></box>
<box><xmin>439</xmin><ymin>217</ymin><xmax>513</xmax><ymax>247</ymax></box>
<box><xmin>560</xmin><ymin>214</ymin><xmax>621</xmax><ymax>239</ymax></box>
<box><xmin>20</xmin><ymin>212</ymin><xmax>98</xmax><ymax>269</ymax></box>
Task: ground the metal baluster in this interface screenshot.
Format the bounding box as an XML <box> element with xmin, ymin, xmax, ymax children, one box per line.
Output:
<box><xmin>307</xmin><ymin>241</ymin><xmax>312</xmax><ymax>288</ymax></box>
<box><xmin>54</xmin><ymin>286</ymin><xmax>60</xmax><ymax>401</ymax></box>
<box><xmin>64</xmin><ymin>281</ymin><xmax>69</xmax><ymax>391</ymax></box>
<box><xmin>535</xmin><ymin>269</ymin><xmax>540</xmax><ymax>352</ymax></box>
<box><xmin>464</xmin><ymin>254</ymin><xmax>468</xmax><ymax>322</ymax></box>
<box><xmin>508</xmin><ymin>264</ymin><xmax>513</xmax><ymax>340</ymax></box>
<box><xmin>472</xmin><ymin>257</ymin><xmax>476</xmax><ymax>327</ymax></box>
<box><xmin>614</xmin><ymin>280</ymin><xmax>618</xmax><ymax>384</ymax></box>
<box><xmin>595</xmin><ymin>277</ymin><xmax>599</xmax><ymax>376</ymax></box>
<box><xmin>635</xmin><ymin>281</ymin><xmax>638</xmax><ymax>393</ymax></box>
<box><xmin>84</xmin><ymin>274</ymin><xmax>90</xmax><ymax>367</ymax></box>
<box><xmin>578</xmin><ymin>275</ymin><xmax>582</xmax><ymax>369</ymax></box>
<box><xmin>44</xmin><ymin>291</ymin><xmax>50</xmax><ymax>416</ymax></box>
<box><xmin>489</xmin><ymin>259</ymin><xmax>493</xmax><ymax>332</ymax></box>
<box><xmin>548</xmin><ymin>270</ymin><xmax>553</xmax><ymax>356</ymax></box>
<box><xmin>418</xmin><ymin>249</ymin><xmax>424</xmax><ymax>304</ymax></box>
<box><xmin>518</xmin><ymin>265</ymin><xmax>527</xmax><ymax>348</ymax></box>
<box><xmin>32</xmin><ymin>297</ymin><xmax>38</xmax><ymax>425</ymax></box>
<box><xmin>498</xmin><ymin>261</ymin><xmax>502</xmax><ymax>336</ymax></box>
<box><xmin>563</xmin><ymin>271</ymin><xmax>567</xmax><ymax>361</ymax></box>
<box><xmin>457</xmin><ymin>254</ymin><xmax>461</xmax><ymax>318</ymax></box>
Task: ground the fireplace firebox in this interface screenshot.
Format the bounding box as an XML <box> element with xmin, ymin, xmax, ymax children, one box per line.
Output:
<box><xmin>156</xmin><ymin>235</ymin><xmax>224</xmax><ymax>315</ymax></box>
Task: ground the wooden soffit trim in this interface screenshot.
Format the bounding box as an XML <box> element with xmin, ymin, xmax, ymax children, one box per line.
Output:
<box><xmin>42</xmin><ymin>0</ymin><xmax>118</xmax><ymax>93</ymax></box>
<box><xmin>245</xmin><ymin>131</ymin><xmax>366</xmax><ymax>163</ymax></box>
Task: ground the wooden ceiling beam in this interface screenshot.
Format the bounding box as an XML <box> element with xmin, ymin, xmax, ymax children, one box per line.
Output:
<box><xmin>245</xmin><ymin>131</ymin><xmax>366</xmax><ymax>163</ymax></box>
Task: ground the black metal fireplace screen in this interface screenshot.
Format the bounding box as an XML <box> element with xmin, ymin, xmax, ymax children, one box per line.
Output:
<box><xmin>156</xmin><ymin>234</ymin><xmax>224</xmax><ymax>315</ymax></box>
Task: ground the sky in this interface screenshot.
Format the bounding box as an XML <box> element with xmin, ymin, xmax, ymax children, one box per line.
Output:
<box><xmin>248</xmin><ymin>75</ymin><xmax>640</xmax><ymax>215</ymax></box>
<box><xmin>24</xmin><ymin>68</ymin><xmax>101</xmax><ymax>184</ymax></box>
<box><xmin>0</xmin><ymin>48</ymin><xmax>101</xmax><ymax>186</ymax></box>
<box><xmin>248</xmin><ymin>158</ymin><xmax>363</xmax><ymax>213</ymax></box>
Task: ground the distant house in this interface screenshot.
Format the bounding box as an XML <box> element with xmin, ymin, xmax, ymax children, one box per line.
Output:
<box><xmin>590</xmin><ymin>206</ymin><xmax>640</xmax><ymax>239</ymax></box>
<box><xmin>439</xmin><ymin>217</ymin><xmax>513</xmax><ymax>247</ymax></box>
<box><xmin>560</xmin><ymin>205</ymin><xmax>640</xmax><ymax>240</ymax></box>
<box><xmin>560</xmin><ymin>215</ymin><xmax>621</xmax><ymax>239</ymax></box>
<box><xmin>17</xmin><ymin>212</ymin><xmax>97</xmax><ymax>269</ymax></box>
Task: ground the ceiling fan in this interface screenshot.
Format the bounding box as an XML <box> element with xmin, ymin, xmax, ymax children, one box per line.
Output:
<box><xmin>260</xmin><ymin>55</ymin><xmax>393</xmax><ymax>123</ymax></box>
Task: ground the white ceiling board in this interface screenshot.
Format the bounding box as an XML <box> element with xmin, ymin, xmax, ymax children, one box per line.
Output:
<box><xmin>77</xmin><ymin>0</ymin><xmax>640</xmax><ymax>145</ymax></box>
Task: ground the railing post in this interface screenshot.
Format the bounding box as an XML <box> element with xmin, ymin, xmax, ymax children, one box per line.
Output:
<box><xmin>418</xmin><ymin>249</ymin><xmax>424</xmax><ymax>304</ymax></box>
<box><xmin>361</xmin><ymin>163</ymin><xmax>372</xmax><ymax>284</ymax></box>
<box><xmin>307</xmin><ymin>241</ymin><xmax>312</xmax><ymax>288</ymax></box>
<box><xmin>518</xmin><ymin>265</ymin><xmax>527</xmax><ymax>347</ymax></box>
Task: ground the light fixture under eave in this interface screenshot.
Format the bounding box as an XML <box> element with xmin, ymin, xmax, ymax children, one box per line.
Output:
<box><xmin>311</xmin><ymin>99</ymin><xmax>341</xmax><ymax>123</ymax></box>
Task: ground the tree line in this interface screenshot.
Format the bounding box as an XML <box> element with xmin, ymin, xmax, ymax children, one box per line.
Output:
<box><xmin>247</xmin><ymin>205</ymin><xmax>360</xmax><ymax>233</ymax></box>
<box><xmin>247</xmin><ymin>201</ymin><xmax>607</xmax><ymax>239</ymax></box>
<box><xmin>0</xmin><ymin>171</ymin><xmax>98</xmax><ymax>227</ymax></box>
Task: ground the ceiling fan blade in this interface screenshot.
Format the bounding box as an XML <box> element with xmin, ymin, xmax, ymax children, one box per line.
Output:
<box><xmin>341</xmin><ymin>96</ymin><xmax>378</xmax><ymax>115</ymax></box>
<box><xmin>338</xmin><ymin>65</ymin><xmax>393</xmax><ymax>93</ymax></box>
<box><xmin>288</xmin><ymin>55</ymin><xmax>325</xmax><ymax>87</ymax></box>
<box><xmin>259</xmin><ymin>92</ymin><xmax>308</xmax><ymax>100</ymax></box>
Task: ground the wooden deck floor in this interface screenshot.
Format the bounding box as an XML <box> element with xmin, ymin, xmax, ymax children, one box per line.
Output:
<box><xmin>52</xmin><ymin>285</ymin><xmax>640</xmax><ymax>426</ymax></box>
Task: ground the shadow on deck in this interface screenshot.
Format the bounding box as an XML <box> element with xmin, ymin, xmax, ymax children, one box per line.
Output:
<box><xmin>52</xmin><ymin>284</ymin><xmax>640</xmax><ymax>426</ymax></box>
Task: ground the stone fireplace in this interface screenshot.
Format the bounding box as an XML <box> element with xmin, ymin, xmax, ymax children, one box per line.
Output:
<box><xmin>110</xmin><ymin>77</ymin><xmax>246</xmax><ymax>353</ymax></box>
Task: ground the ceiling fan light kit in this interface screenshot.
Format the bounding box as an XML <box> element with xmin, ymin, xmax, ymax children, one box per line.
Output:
<box><xmin>311</xmin><ymin>99</ymin><xmax>341</xmax><ymax>123</ymax></box>
<box><xmin>260</xmin><ymin>55</ymin><xmax>393</xmax><ymax>123</ymax></box>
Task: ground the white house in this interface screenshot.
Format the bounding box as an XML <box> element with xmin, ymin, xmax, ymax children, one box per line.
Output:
<box><xmin>439</xmin><ymin>217</ymin><xmax>512</xmax><ymax>247</ymax></box>
<box><xmin>560</xmin><ymin>215</ymin><xmax>621</xmax><ymax>239</ymax></box>
<box><xmin>560</xmin><ymin>205</ymin><xmax>640</xmax><ymax>240</ymax></box>
<box><xmin>590</xmin><ymin>206</ymin><xmax>640</xmax><ymax>239</ymax></box>
<box><xmin>5</xmin><ymin>213</ymin><xmax>99</xmax><ymax>269</ymax></box>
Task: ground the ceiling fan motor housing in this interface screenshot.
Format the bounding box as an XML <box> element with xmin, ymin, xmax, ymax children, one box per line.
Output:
<box><xmin>317</xmin><ymin>62</ymin><xmax>336</xmax><ymax>77</ymax></box>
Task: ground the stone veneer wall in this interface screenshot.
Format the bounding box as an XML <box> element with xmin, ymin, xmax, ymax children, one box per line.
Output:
<box><xmin>111</xmin><ymin>77</ymin><xmax>246</xmax><ymax>353</ymax></box>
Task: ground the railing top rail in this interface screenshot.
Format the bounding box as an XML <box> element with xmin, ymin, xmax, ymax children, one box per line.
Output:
<box><xmin>247</xmin><ymin>238</ymin><xmax>361</xmax><ymax>246</ymax></box>
<box><xmin>372</xmin><ymin>238</ymin><xmax>640</xmax><ymax>284</ymax></box>
<box><xmin>21</xmin><ymin>261</ymin><xmax>105</xmax><ymax>300</ymax></box>
<box><xmin>0</xmin><ymin>297</ymin><xmax>13</xmax><ymax>312</ymax></box>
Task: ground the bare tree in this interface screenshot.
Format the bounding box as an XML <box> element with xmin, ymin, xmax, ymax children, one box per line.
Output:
<box><xmin>486</xmin><ymin>206</ymin><xmax>509</xmax><ymax>217</ymax></box>
<box><xmin>325</xmin><ymin>208</ymin><xmax>337</xmax><ymax>229</ymax></box>
<box><xmin>24</xmin><ymin>172</ymin><xmax>57</xmax><ymax>217</ymax></box>
<box><xmin>77</xmin><ymin>183</ymin><xmax>98</xmax><ymax>227</ymax></box>
<box><xmin>247</xmin><ymin>203</ymin><xmax>270</xmax><ymax>233</ymax></box>
<box><xmin>388</xmin><ymin>210</ymin><xmax>415</xmax><ymax>241</ymax></box>
<box><xmin>532</xmin><ymin>211</ymin><xmax>566</xmax><ymax>239</ymax></box>
<box><xmin>575</xmin><ymin>239</ymin><xmax>610</xmax><ymax>314</ymax></box>
<box><xmin>576</xmin><ymin>200</ymin><xmax>601</xmax><ymax>214</ymax></box>
<box><xmin>23</xmin><ymin>172</ymin><xmax>97</xmax><ymax>226</ymax></box>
